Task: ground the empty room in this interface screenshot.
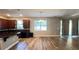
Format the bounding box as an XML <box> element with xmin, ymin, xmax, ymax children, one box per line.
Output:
<box><xmin>0</xmin><ymin>9</ymin><xmax>79</xmax><ymax>50</ymax></box>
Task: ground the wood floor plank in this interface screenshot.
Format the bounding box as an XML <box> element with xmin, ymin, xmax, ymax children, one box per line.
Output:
<box><xmin>10</xmin><ymin>37</ymin><xmax>79</xmax><ymax>50</ymax></box>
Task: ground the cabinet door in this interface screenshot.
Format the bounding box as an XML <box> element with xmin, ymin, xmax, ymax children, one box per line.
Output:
<box><xmin>10</xmin><ymin>20</ymin><xmax>16</xmax><ymax>29</ymax></box>
<box><xmin>8</xmin><ymin>20</ymin><xmax>16</xmax><ymax>29</ymax></box>
<box><xmin>0</xmin><ymin>19</ymin><xmax>2</xmax><ymax>29</ymax></box>
<box><xmin>1</xmin><ymin>19</ymin><xmax>8</xmax><ymax>29</ymax></box>
<box><xmin>23</xmin><ymin>20</ymin><xmax>30</xmax><ymax>29</ymax></box>
<box><xmin>0</xmin><ymin>19</ymin><xmax>16</xmax><ymax>29</ymax></box>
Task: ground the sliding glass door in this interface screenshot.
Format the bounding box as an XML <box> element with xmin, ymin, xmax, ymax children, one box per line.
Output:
<box><xmin>61</xmin><ymin>19</ymin><xmax>78</xmax><ymax>36</ymax></box>
<box><xmin>72</xmin><ymin>19</ymin><xmax>78</xmax><ymax>35</ymax></box>
<box><xmin>62</xmin><ymin>19</ymin><xmax>69</xmax><ymax>36</ymax></box>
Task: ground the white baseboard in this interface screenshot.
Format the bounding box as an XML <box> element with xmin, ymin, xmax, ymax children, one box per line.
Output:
<box><xmin>62</xmin><ymin>35</ymin><xmax>79</xmax><ymax>38</ymax></box>
<box><xmin>34</xmin><ymin>35</ymin><xmax>79</xmax><ymax>37</ymax></box>
<box><xmin>34</xmin><ymin>35</ymin><xmax>60</xmax><ymax>37</ymax></box>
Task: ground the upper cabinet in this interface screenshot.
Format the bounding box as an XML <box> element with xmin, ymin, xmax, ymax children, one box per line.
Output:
<box><xmin>0</xmin><ymin>19</ymin><xmax>16</xmax><ymax>30</ymax></box>
<box><xmin>0</xmin><ymin>18</ymin><xmax>30</xmax><ymax>30</ymax></box>
<box><xmin>8</xmin><ymin>20</ymin><xmax>16</xmax><ymax>29</ymax></box>
<box><xmin>0</xmin><ymin>19</ymin><xmax>8</xmax><ymax>29</ymax></box>
<box><xmin>23</xmin><ymin>20</ymin><xmax>30</xmax><ymax>29</ymax></box>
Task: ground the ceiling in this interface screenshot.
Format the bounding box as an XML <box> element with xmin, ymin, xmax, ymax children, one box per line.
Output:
<box><xmin>0</xmin><ymin>9</ymin><xmax>79</xmax><ymax>18</ymax></box>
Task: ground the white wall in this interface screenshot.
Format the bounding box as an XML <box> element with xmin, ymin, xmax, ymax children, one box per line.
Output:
<box><xmin>30</xmin><ymin>17</ymin><xmax>60</xmax><ymax>37</ymax></box>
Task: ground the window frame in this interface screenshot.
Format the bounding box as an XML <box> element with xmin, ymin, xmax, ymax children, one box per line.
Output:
<box><xmin>34</xmin><ymin>18</ymin><xmax>48</xmax><ymax>31</ymax></box>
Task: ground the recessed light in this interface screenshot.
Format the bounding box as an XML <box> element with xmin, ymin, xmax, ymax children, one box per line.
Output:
<box><xmin>7</xmin><ymin>14</ymin><xmax>11</xmax><ymax>16</ymax></box>
<box><xmin>19</xmin><ymin>14</ymin><xmax>23</xmax><ymax>16</ymax></box>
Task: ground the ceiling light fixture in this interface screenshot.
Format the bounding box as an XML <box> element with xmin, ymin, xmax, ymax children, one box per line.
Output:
<box><xmin>40</xmin><ymin>11</ymin><xmax>42</xmax><ymax>17</ymax></box>
<box><xmin>17</xmin><ymin>9</ymin><xmax>23</xmax><ymax>17</ymax></box>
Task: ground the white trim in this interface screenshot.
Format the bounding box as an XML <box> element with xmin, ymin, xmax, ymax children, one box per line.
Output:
<box><xmin>34</xmin><ymin>35</ymin><xmax>60</xmax><ymax>37</ymax></box>
<box><xmin>72</xmin><ymin>35</ymin><xmax>79</xmax><ymax>37</ymax></box>
<box><xmin>4</xmin><ymin>41</ymin><xmax>19</xmax><ymax>50</ymax></box>
<box><xmin>34</xmin><ymin>35</ymin><xmax>79</xmax><ymax>37</ymax></box>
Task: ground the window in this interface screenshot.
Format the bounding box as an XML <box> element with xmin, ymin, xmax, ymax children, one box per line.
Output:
<box><xmin>34</xmin><ymin>19</ymin><xmax>47</xmax><ymax>31</ymax></box>
<box><xmin>16</xmin><ymin>20</ymin><xmax>24</xmax><ymax>29</ymax></box>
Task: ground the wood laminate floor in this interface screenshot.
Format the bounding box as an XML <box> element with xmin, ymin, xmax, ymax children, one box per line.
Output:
<box><xmin>10</xmin><ymin>36</ymin><xmax>79</xmax><ymax>50</ymax></box>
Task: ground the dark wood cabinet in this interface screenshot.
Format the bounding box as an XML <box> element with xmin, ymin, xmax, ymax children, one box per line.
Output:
<box><xmin>23</xmin><ymin>20</ymin><xmax>30</xmax><ymax>29</ymax></box>
<box><xmin>0</xmin><ymin>19</ymin><xmax>8</xmax><ymax>29</ymax></box>
<box><xmin>0</xmin><ymin>18</ymin><xmax>30</xmax><ymax>30</ymax></box>
<box><xmin>8</xmin><ymin>20</ymin><xmax>16</xmax><ymax>29</ymax></box>
<box><xmin>0</xmin><ymin>19</ymin><xmax>16</xmax><ymax>29</ymax></box>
